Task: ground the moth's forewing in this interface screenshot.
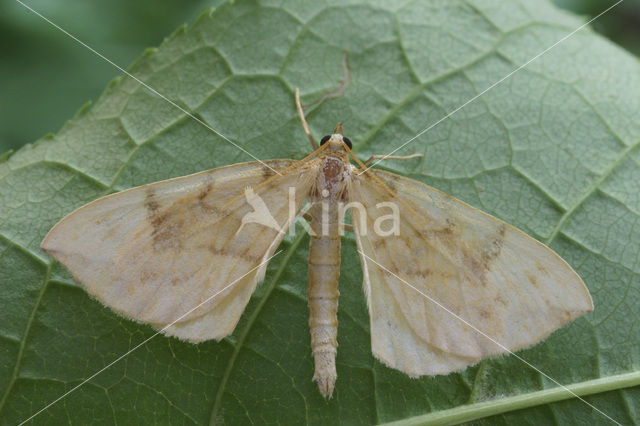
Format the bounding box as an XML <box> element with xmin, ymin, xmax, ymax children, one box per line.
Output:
<box><xmin>349</xmin><ymin>168</ymin><xmax>592</xmax><ymax>375</ymax></box>
<box><xmin>41</xmin><ymin>159</ymin><xmax>314</xmax><ymax>341</ymax></box>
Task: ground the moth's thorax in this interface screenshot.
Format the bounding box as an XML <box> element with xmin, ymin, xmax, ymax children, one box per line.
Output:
<box><xmin>315</xmin><ymin>152</ymin><xmax>352</xmax><ymax>200</ymax></box>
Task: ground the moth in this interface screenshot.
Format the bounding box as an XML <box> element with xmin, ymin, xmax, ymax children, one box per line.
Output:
<box><xmin>41</xmin><ymin>90</ymin><xmax>593</xmax><ymax>398</ymax></box>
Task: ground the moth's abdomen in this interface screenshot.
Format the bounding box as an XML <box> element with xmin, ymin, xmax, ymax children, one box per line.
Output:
<box><xmin>307</xmin><ymin>201</ymin><xmax>340</xmax><ymax>398</ymax></box>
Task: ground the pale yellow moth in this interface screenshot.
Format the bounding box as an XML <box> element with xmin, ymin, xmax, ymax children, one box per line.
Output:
<box><xmin>41</xmin><ymin>90</ymin><xmax>593</xmax><ymax>398</ymax></box>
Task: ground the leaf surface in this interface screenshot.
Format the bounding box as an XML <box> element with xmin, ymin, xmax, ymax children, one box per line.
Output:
<box><xmin>1</xmin><ymin>0</ymin><xmax>639</xmax><ymax>424</ymax></box>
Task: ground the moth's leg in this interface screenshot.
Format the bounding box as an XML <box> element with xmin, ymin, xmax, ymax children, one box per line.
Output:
<box><xmin>302</xmin><ymin>211</ymin><xmax>353</xmax><ymax>232</ymax></box>
<box><xmin>303</xmin><ymin>50</ymin><xmax>351</xmax><ymax>114</ymax></box>
<box><xmin>295</xmin><ymin>52</ymin><xmax>351</xmax><ymax>151</ymax></box>
<box><xmin>362</xmin><ymin>153</ymin><xmax>423</xmax><ymax>167</ymax></box>
<box><xmin>303</xmin><ymin>51</ymin><xmax>351</xmax><ymax>111</ymax></box>
<box><xmin>295</xmin><ymin>88</ymin><xmax>319</xmax><ymax>150</ymax></box>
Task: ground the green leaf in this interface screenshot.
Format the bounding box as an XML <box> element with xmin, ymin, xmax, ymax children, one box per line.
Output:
<box><xmin>2</xmin><ymin>0</ymin><xmax>640</xmax><ymax>424</ymax></box>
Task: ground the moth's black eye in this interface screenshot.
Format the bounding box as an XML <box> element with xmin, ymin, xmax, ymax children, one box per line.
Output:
<box><xmin>343</xmin><ymin>137</ymin><xmax>352</xmax><ymax>149</ymax></box>
<box><xmin>320</xmin><ymin>135</ymin><xmax>331</xmax><ymax>145</ymax></box>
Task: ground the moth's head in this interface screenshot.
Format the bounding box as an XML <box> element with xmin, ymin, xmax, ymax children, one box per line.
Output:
<box><xmin>320</xmin><ymin>123</ymin><xmax>352</xmax><ymax>152</ymax></box>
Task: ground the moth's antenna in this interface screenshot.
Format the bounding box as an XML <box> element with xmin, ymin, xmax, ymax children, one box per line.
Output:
<box><xmin>295</xmin><ymin>88</ymin><xmax>319</xmax><ymax>150</ymax></box>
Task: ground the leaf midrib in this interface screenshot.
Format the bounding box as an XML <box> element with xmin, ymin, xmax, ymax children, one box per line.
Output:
<box><xmin>381</xmin><ymin>370</ymin><xmax>640</xmax><ymax>425</ymax></box>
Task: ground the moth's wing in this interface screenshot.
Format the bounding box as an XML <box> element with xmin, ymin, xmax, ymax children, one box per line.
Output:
<box><xmin>42</xmin><ymin>159</ymin><xmax>317</xmax><ymax>342</ymax></box>
<box><xmin>349</xmin><ymin>169</ymin><xmax>593</xmax><ymax>376</ymax></box>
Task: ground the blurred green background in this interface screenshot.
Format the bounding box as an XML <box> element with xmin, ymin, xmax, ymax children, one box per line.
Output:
<box><xmin>1</xmin><ymin>0</ymin><xmax>639</xmax><ymax>155</ymax></box>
